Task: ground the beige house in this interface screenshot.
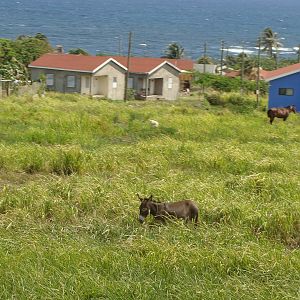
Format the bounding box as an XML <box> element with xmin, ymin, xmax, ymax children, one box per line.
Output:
<box><xmin>29</xmin><ymin>54</ymin><xmax>193</xmax><ymax>100</ymax></box>
<box><xmin>29</xmin><ymin>55</ymin><xmax>127</xmax><ymax>100</ymax></box>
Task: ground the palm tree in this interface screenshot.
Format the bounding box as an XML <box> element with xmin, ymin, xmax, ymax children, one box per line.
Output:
<box><xmin>260</xmin><ymin>27</ymin><xmax>283</xmax><ymax>59</ymax></box>
<box><xmin>163</xmin><ymin>42</ymin><xmax>184</xmax><ymax>59</ymax></box>
<box><xmin>197</xmin><ymin>55</ymin><xmax>214</xmax><ymax>64</ymax></box>
<box><xmin>296</xmin><ymin>44</ymin><xmax>300</xmax><ymax>63</ymax></box>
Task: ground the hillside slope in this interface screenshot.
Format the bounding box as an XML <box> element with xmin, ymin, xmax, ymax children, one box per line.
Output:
<box><xmin>0</xmin><ymin>93</ymin><xmax>299</xmax><ymax>299</ymax></box>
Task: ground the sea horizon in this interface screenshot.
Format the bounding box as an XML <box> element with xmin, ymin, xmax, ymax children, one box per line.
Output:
<box><xmin>1</xmin><ymin>0</ymin><xmax>300</xmax><ymax>60</ymax></box>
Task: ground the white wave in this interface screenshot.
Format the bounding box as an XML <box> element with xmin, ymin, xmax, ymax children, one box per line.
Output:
<box><xmin>227</xmin><ymin>48</ymin><xmax>255</xmax><ymax>54</ymax></box>
<box><xmin>277</xmin><ymin>47</ymin><xmax>294</xmax><ymax>52</ymax></box>
<box><xmin>280</xmin><ymin>51</ymin><xmax>297</xmax><ymax>55</ymax></box>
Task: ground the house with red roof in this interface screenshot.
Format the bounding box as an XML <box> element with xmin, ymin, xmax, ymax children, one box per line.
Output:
<box><xmin>224</xmin><ymin>68</ymin><xmax>269</xmax><ymax>80</ymax></box>
<box><xmin>29</xmin><ymin>54</ymin><xmax>193</xmax><ymax>100</ymax></box>
<box><xmin>264</xmin><ymin>63</ymin><xmax>300</xmax><ymax>112</ymax></box>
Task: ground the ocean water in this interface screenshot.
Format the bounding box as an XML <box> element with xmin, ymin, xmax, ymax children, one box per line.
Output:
<box><xmin>1</xmin><ymin>0</ymin><xmax>300</xmax><ymax>59</ymax></box>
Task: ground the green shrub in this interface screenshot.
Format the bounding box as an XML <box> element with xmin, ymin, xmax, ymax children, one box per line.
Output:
<box><xmin>223</xmin><ymin>93</ymin><xmax>256</xmax><ymax>113</ymax></box>
<box><xmin>51</xmin><ymin>147</ymin><xmax>85</xmax><ymax>175</ymax></box>
<box><xmin>194</xmin><ymin>73</ymin><xmax>268</xmax><ymax>95</ymax></box>
<box><xmin>204</xmin><ymin>92</ymin><xmax>225</xmax><ymax>106</ymax></box>
<box><xmin>204</xmin><ymin>92</ymin><xmax>255</xmax><ymax>112</ymax></box>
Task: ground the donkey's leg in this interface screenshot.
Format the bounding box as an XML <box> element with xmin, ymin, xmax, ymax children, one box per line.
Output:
<box><xmin>193</xmin><ymin>213</ymin><xmax>199</xmax><ymax>226</ymax></box>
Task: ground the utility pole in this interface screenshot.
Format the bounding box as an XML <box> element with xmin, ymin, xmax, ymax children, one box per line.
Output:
<box><xmin>256</xmin><ymin>37</ymin><xmax>261</xmax><ymax>106</ymax></box>
<box><xmin>220</xmin><ymin>40</ymin><xmax>225</xmax><ymax>75</ymax></box>
<box><xmin>118</xmin><ymin>37</ymin><xmax>122</xmax><ymax>56</ymax></box>
<box><xmin>124</xmin><ymin>32</ymin><xmax>132</xmax><ymax>101</ymax></box>
<box><xmin>202</xmin><ymin>42</ymin><xmax>207</xmax><ymax>94</ymax></box>
<box><xmin>203</xmin><ymin>42</ymin><xmax>207</xmax><ymax>74</ymax></box>
<box><xmin>241</xmin><ymin>43</ymin><xmax>245</xmax><ymax>94</ymax></box>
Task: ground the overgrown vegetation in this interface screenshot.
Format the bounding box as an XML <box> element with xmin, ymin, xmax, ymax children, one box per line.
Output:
<box><xmin>0</xmin><ymin>33</ymin><xmax>52</xmax><ymax>80</ymax></box>
<box><xmin>225</xmin><ymin>54</ymin><xmax>300</xmax><ymax>71</ymax></box>
<box><xmin>194</xmin><ymin>72</ymin><xmax>268</xmax><ymax>94</ymax></box>
<box><xmin>0</xmin><ymin>93</ymin><xmax>299</xmax><ymax>299</ymax></box>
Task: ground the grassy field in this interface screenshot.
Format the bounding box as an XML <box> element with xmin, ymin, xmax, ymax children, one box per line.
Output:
<box><xmin>0</xmin><ymin>93</ymin><xmax>299</xmax><ymax>299</ymax></box>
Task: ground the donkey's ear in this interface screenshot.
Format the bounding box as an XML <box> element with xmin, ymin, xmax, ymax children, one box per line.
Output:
<box><xmin>137</xmin><ymin>193</ymin><xmax>143</xmax><ymax>201</ymax></box>
<box><xmin>149</xmin><ymin>194</ymin><xmax>153</xmax><ymax>201</ymax></box>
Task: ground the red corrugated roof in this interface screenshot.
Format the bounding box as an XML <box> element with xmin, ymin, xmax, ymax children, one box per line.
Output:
<box><xmin>224</xmin><ymin>70</ymin><xmax>240</xmax><ymax>78</ymax></box>
<box><xmin>224</xmin><ymin>69</ymin><xmax>270</xmax><ymax>80</ymax></box>
<box><xmin>29</xmin><ymin>54</ymin><xmax>110</xmax><ymax>72</ymax></box>
<box><xmin>264</xmin><ymin>62</ymin><xmax>300</xmax><ymax>81</ymax></box>
<box><xmin>29</xmin><ymin>53</ymin><xmax>194</xmax><ymax>74</ymax></box>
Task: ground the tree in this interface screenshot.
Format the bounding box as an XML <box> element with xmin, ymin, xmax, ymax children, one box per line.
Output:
<box><xmin>34</xmin><ymin>33</ymin><xmax>49</xmax><ymax>42</ymax></box>
<box><xmin>0</xmin><ymin>40</ymin><xmax>28</xmax><ymax>80</ymax></box>
<box><xmin>0</xmin><ymin>39</ymin><xmax>16</xmax><ymax>63</ymax></box>
<box><xmin>0</xmin><ymin>57</ymin><xmax>28</xmax><ymax>81</ymax></box>
<box><xmin>296</xmin><ymin>44</ymin><xmax>300</xmax><ymax>63</ymax></box>
<box><xmin>15</xmin><ymin>35</ymin><xmax>52</xmax><ymax>66</ymax></box>
<box><xmin>260</xmin><ymin>27</ymin><xmax>283</xmax><ymax>59</ymax></box>
<box><xmin>197</xmin><ymin>55</ymin><xmax>214</xmax><ymax>64</ymax></box>
<box><xmin>0</xmin><ymin>34</ymin><xmax>52</xmax><ymax>81</ymax></box>
<box><xmin>236</xmin><ymin>53</ymin><xmax>257</xmax><ymax>76</ymax></box>
<box><xmin>68</xmin><ymin>48</ymin><xmax>89</xmax><ymax>55</ymax></box>
<box><xmin>163</xmin><ymin>42</ymin><xmax>184</xmax><ymax>59</ymax></box>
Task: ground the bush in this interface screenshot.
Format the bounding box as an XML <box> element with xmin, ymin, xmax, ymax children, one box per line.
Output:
<box><xmin>204</xmin><ymin>92</ymin><xmax>256</xmax><ymax>113</ymax></box>
<box><xmin>204</xmin><ymin>92</ymin><xmax>225</xmax><ymax>106</ymax></box>
<box><xmin>51</xmin><ymin>147</ymin><xmax>85</xmax><ymax>175</ymax></box>
<box><xmin>194</xmin><ymin>73</ymin><xmax>268</xmax><ymax>95</ymax></box>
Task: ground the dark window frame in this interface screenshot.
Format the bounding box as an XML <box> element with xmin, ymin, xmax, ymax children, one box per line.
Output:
<box><xmin>67</xmin><ymin>75</ymin><xmax>76</xmax><ymax>88</ymax></box>
<box><xmin>46</xmin><ymin>73</ymin><xmax>54</xmax><ymax>86</ymax></box>
<box><xmin>279</xmin><ymin>88</ymin><xmax>294</xmax><ymax>96</ymax></box>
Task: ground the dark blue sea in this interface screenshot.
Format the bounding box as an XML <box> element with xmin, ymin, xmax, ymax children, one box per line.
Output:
<box><xmin>1</xmin><ymin>0</ymin><xmax>300</xmax><ymax>59</ymax></box>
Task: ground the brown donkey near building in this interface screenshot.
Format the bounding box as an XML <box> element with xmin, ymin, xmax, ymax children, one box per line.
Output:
<box><xmin>267</xmin><ymin>105</ymin><xmax>296</xmax><ymax>124</ymax></box>
<box><xmin>137</xmin><ymin>194</ymin><xmax>199</xmax><ymax>224</ymax></box>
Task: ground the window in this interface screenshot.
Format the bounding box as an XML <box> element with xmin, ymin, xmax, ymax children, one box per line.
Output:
<box><xmin>168</xmin><ymin>77</ymin><xmax>173</xmax><ymax>89</ymax></box>
<box><xmin>112</xmin><ymin>77</ymin><xmax>117</xmax><ymax>89</ymax></box>
<box><xmin>46</xmin><ymin>74</ymin><xmax>54</xmax><ymax>86</ymax></box>
<box><xmin>67</xmin><ymin>75</ymin><xmax>76</xmax><ymax>88</ymax></box>
<box><xmin>128</xmin><ymin>77</ymin><xmax>133</xmax><ymax>89</ymax></box>
<box><xmin>279</xmin><ymin>88</ymin><xmax>294</xmax><ymax>96</ymax></box>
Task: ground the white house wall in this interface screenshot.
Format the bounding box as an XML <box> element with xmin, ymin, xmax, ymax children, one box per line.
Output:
<box><xmin>149</xmin><ymin>64</ymin><xmax>180</xmax><ymax>100</ymax></box>
<box><xmin>93</xmin><ymin>61</ymin><xmax>125</xmax><ymax>100</ymax></box>
<box><xmin>81</xmin><ymin>75</ymin><xmax>92</xmax><ymax>95</ymax></box>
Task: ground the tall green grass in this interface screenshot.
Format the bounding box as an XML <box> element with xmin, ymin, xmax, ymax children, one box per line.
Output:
<box><xmin>0</xmin><ymin>93</ymin><xmax>299</xmax><ymax>299</ymax></box>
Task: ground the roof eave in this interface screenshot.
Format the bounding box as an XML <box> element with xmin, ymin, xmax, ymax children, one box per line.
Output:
<box><xmin>28</xmin><ymin>65</ymin><xmax>92</xmax><ymax>73</ymax></box>
<box><xmin>265</xmin><ymin>69</ymin><xmax>300</xmax><ymax>82</ymax></box>
<box><xmin>92</xmin><ymin>58</ymin><xmax>127</xmax><ymax>73</ymax></box>
<box><xmin>29</xmin><ymin>57</ymin><xmax>128</xmax><ymax>74</ymax></box>
<box><xmin>148</xmin><ymin>61</ymin><xmax>181</xmax><ymax>75</ymax></box>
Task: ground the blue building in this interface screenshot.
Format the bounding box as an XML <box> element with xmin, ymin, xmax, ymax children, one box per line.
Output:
<box><xmin>265</xmin><ymin>63</ymin><xmax>300</xmax><ymax>112</ymax></box>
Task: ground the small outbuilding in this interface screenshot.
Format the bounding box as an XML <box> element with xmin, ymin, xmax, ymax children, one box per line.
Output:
<box><xmin>264</xmin><ymin>63</ymin><xmax>300</xmax><ymax>112</ymax></box>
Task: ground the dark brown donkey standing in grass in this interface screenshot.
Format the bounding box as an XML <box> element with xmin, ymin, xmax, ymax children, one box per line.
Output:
<box><xmin>137</xmin><ymin>194</ymin><xmax>199</xmax><ymax>224</ymax></box>
<box><xmin>267</xmin><ymin>105</ymin><xmax>296</xmax><ymax>124</ymax></box>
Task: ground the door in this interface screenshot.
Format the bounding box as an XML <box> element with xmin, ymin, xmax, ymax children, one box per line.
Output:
<box><xmin>154</xmin><ymin>78</ymin><xmax>163</xmax><ymax>95</ymax></box>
